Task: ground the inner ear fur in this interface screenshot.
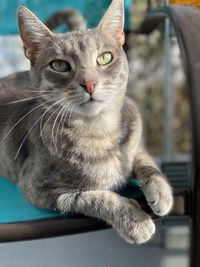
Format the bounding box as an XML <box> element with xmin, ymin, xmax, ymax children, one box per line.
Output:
<box><xmin>98</xmin><ymin>0</ymin><xmax>125</xmax><ymax>47</ymax></box>
<box><xmin>17</xmin><ymin>6</ymin><xmax>53</xmax><ymax>63</ymax></box>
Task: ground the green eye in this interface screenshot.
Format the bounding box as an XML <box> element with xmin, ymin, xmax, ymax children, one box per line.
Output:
<box><xmin>97</xmin><ymin>52</ymin><xmax>113</xmax><ymax>66</ymax></box>
<box><xmin>50</xmin><ymin>60</ymin><xmax>71</xmax><ymax>72</ymax></box>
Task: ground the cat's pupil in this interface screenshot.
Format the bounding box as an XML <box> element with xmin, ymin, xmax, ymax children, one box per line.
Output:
<box><xmin>50</xmin><ymin>60</ymin><xmax>71</xmax><ymax>72</ymax></box>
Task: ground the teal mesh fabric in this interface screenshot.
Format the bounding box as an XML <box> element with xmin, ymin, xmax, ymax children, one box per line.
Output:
<box><xmin>0</xmin><ymin>0</ymin><xmax>131</xmax><ymax>35</ymax></box>
<box><xmin>0</xmin><ymin>176</ymin><xmax>143</xmax><ymax>224</ymax></box>
<box><xmin>0</xmin><ymin>177</ymin><xmax>61</xmax><ymax>223</ymax></box>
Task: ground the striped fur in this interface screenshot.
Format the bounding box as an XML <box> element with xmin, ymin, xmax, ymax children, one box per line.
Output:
<box><xmin>0</xmin><ymin>0</ymin><xmax>173</xmax><ymax>244</ymax></box>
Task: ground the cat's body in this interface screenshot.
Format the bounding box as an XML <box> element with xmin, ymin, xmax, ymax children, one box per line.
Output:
<box><xmin>0</xmin><ymin>70</ymin><xmax>139</xmax><ymax>199</ymax></box>
<box><xmin>0</xmin><ymin>0</ymin><xmax>173</xmax><ymax>244</ymax></box>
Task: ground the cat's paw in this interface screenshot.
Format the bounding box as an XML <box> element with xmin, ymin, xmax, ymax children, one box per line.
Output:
<box><xmin>116</xmin><ymin>200</ymin><xmax>155</xmax><ymax>244</ymax></box>
<box><xmin>143</xmin><ymin>175</ymin><xmax>173</xmax><ymax>216</ymax></box>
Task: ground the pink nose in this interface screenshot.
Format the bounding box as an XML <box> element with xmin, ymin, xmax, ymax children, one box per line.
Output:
<box><xmin>80</xmin><ymin>81</ymin><xmax>96</xmax><ymax>95</ymax></box>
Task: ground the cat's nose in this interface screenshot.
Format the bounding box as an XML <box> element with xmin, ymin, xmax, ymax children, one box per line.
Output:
<box><xmin>80</xmin><ymin>81</ymin><xmax>96</xmax><ymax>95</ymax></box>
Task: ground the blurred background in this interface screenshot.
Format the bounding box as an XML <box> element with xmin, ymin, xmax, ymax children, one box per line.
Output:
<box><xmin>0</xmin><ymin>0</ymin><xmax>191</xmax><ymax>266</ymax></box>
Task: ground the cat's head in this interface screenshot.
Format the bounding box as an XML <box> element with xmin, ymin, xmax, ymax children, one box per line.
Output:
<box><xmin>17</xmin><ymin>0</ymin><xmax>129</xmax><ymax>118</ymax></box>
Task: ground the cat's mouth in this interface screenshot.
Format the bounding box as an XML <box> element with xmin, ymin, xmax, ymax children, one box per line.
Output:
<box><xmin>80</xmin><ymin>96</ymin><xmax>103</xmax><ymax>106</ymax></box>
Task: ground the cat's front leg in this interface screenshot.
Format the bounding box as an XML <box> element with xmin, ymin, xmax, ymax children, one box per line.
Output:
<box><xmin>57</xmin><ymin>190</ymin><xmax>155</xmax><ymax>244</ymax></box>
<box><xmin>133</xmin><ymin>151</ymin><xmax>173</xmax><ymax>216</ymax></box>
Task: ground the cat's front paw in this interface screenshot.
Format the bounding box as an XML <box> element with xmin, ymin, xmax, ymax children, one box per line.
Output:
<box><xmin>143</xmin><ymin>175</ymin><xmax>173</xmax><ymax>216</ymax></box>
<box><xmin>116</xmin><ymin>200</ymin><xmax>155</xmax><ymax>244</ymax></box>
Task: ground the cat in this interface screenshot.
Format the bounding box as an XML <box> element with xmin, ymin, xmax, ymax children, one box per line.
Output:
<box><xmin>0</xmin><ymin>0</ymin><xmax>173</xmax><ymax>244</ymax></box>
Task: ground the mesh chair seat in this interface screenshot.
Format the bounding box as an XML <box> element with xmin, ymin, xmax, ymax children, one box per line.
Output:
<box><xmin>0</xmin><ymin>176</ymin><xmax>143</xmax><ymax>224</ymax></box>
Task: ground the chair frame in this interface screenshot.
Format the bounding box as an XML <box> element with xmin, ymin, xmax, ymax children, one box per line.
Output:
<box><xmin>1</xmin><ymin>6</ymin><xmax>199</xmax><ymax>267</ymax></box>
<box><xmin>139</xmin><ymin>4</ymin><xmax>200</xmax><ymax>266</ymax></box>
<box><xmin>169</xmin><ymin>5</ymin><xmax>200</xmax><ymax>267</ymax></box>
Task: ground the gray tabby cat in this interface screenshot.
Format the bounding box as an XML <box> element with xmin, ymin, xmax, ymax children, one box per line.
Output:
<box><xmin>0</xmin><ymin>0</ymin><xmax>173</xmax><ymax>244</ymax></box>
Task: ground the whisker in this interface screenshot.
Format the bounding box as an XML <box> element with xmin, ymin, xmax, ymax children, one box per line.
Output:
<box><xmin>51</xmin><ymin>103</ymin><xmax>66</xmax><ymax>151</ymax></box>
<box><xmin>14</xmin><ymin>98</ymin><xmax>65</xmax><ymax>160</ymax></box>
<box><xmin>60</xmin><ymin>105</ymin><xmax>70</xmax><ymax>143</ymax></box>
<box><xmin>53</xmin><ymin>97</ymin><xmax>78</xmax><ymax>147</ymax></box>
<box><xmin>68</xmin><ymin>104</ymin><xmax>75</xmax><ymax>125</ymax></box>
<box><xmin>23</xmin><ymin>90</ymin><xmax>53</xmax><ymax>93</ymax></box>
<box><xmin>61</xmin><ymin>103</ymin><xmax>72</xmax><ymax>137</ymax></box>
<box><xmin>61</xmin><ymin>103</ymin><xmax>75</xmax><ymax>142</ymax></box>
<box><xmin>55</xmin><ymin>102</ymin><xmax>69</xmax><ymax>148</ymax></box>
<box><xmin>2</xmin><ymin>98</ymin><xmax>58</xmax><ymax>142</ymax></box>
<box><xmin>6</xmin><ymin>94</ymin><xmax>52</xmax><ymax>105</ymax></box>
<box><xmin>40</xmin><ymin>102</ymin><xmax>64</xmax><ymax>140</ymax></box>
<box><xmin>39</xmin><ymin>98</ymin><xmax>64</xmax><ymax>144</ymax></box>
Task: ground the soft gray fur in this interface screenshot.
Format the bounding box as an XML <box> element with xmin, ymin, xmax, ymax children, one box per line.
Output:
<box><xmin>0</xmin><ymin>0</ymin><xmax>173</xmax><ymax>244</ymax></box>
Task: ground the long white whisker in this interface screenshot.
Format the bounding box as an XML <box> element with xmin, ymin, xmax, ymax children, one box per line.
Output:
<box><xmin>62</xmin><ymin>103</ymin><xmax>73</xmax><ymax>127</ymax></box>
<box><xmin>54</xmin><ymin>103</ymin><xmax>69</xmax><ymax>148</ymax></box>
<box><xmin>14</xmin><ymin>98</ymin><xmax>65</xmax><ymax>160</ymax></box>
<box><xmin>49</xmin><ymin>96</ymin><xmax>77</xmax><ymax>147</ymax></box>
<box><xmin>51</xmin><ymin>103</ymin><xmax>66</xmax><ymax>151</ymax></box>
<box><xmin>41</xmin><ymin>101</ymin><xmax>65</xmax><ymax>145</ymax></box>
<box><xmin>2</xmin><ymin>98</ymin><xmax>56</xmax><ymax>142</ymax></box>
<box><xmin>39</xmin><ymin>98</ymin><xmax>64</xmax><ymax>143</ymax></box>
<box><xmin>6</xmin><ymin>94</ymin><xmax>52</xmax><ymax>105</ymax></box>
<box><xmin>56</xmin><ymin>102</ymin><xmax>72</xmax><ymax>145</ymax></box>
<box><xmin>24</xmin><ymin>90</ymin><xmax>53</xmax><ymax>93</ymax></box>
<box><xmin>68</xmin><ymin>104</ymin><xmax>75</xmax><ymax>125</ymax></box>
<box><xmin>60</xmin><ymin>103</ymin><xmax>73</xmax><ymax>142</ymax></box>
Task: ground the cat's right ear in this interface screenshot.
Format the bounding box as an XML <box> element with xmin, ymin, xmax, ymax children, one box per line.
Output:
<box><xmin>17</xmin><ymin>6</ymin><xmax>53</xmax><ymax>64</ymax></box>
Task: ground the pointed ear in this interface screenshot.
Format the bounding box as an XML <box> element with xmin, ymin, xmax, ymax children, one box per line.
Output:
<box><xmin>17</xmin><ymin>6</ymin><xmax>53</xmax><ymax>63</ymax></box>
<box><xmin>98</xmin><ymin>0</ymin><xmax>125</xmax><ymax>47</ymax></box>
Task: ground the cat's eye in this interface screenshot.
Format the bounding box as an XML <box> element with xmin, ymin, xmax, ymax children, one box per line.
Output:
<box><xmin>97</xmin><ymin>52</ymin><xmax>113</xmax><ymax>66</ymax></box>
<box><xmin>50</xmin><ymin>60</ymin><xmax>71</xmax><ymax>72</ymax></box>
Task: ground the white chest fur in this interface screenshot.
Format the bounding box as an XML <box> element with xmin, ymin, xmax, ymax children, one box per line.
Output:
<box><xmin>63</xmin><ymin>114</ymin><xmax>126</xmax><ymax>190</ymax></box>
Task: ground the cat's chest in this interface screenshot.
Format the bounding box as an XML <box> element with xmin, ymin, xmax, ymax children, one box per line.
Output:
<box><xmin>79</xmin><ymin>150</ymin><xmax>125</xmax><ymax>190</ymax></box>
<box><xmin>59</xmin><ymin>132</ymin><xmax>126</xmax><ymax>190</ymax></box>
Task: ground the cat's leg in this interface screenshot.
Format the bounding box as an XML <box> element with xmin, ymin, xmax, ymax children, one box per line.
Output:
<box><xmin>133</xmin><ymin>150</ymin><xmax>173</xmax><ymax>216</ymax></box>
<box><xmin>57</xmin><ymin>190</ymin><xmax>155</xmax><ymax>244</ymax></box>
<box><xmin>19</xmin><ymin>173</ymin><xmax>155</xmax><ymax>244</ymax></box>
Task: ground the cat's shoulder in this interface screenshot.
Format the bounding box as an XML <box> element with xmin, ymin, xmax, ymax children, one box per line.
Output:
<box><xmin>122</xmin><ymin>96</ymin><xmax>141</xmax><ymax>119</ymax></box>
<box><xmin>120</xmin><ymin>96</ymin><xmax>142</xmax><ymax>133</ymax></box>
<box><xmin>119</xmin><ymin>96</ymin><xmax>142</xmax><ymax>146</ymax></box>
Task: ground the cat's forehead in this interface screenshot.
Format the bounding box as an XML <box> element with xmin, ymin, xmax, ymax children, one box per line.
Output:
<box><xmin>55</xmin><ymin>30</ymin><xmax>109</xmax><ymax>55</ymax></box>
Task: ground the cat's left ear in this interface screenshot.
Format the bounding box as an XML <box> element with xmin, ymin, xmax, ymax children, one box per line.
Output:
<box><xmin>98</xmin><ymin>0</ymin><xmax>125</xmax><ymax>47</ymax></box>
<box><xmin>17</xmin><ymin>6</ymin><xmax>53</xmax><ymax>63</ymax></box>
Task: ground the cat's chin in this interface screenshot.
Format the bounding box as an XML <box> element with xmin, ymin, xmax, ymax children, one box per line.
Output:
<box><xmin>77</xmin><ymin>100</ymin><xmax>107</xmax><ymax>117</ymax></box>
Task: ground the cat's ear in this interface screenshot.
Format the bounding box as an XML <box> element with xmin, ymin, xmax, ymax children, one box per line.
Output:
<box><xmin>98</xmin><ymin>0</ymin><xmax>125</xmax><ymax>47</ymax></box>
<box><xmin>17</xmin><ymin>6</ymin><xmax>53</xmax><ymax>63</ymax></box>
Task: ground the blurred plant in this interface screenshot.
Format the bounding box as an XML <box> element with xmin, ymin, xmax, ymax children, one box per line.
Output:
<box><xmin>130</xmin><ymin>0</ymin><xmax>147</xmax><ymax>29</ymax></box>
<box><xmin>126</xmin><ymin>29</ymin><xmax>191</xmax><ymax>156</ymax></box>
